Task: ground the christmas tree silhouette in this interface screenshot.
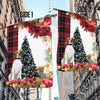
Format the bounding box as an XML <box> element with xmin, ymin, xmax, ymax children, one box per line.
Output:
<box><xmin>73</xmin><ymin>27</ymin><xmax>87</xmax><ymax>63</ymax></box>
<box><xmin>21</xmin><ymin>36</ymin><xmax>38</xmax><ymax>78</ymax></box>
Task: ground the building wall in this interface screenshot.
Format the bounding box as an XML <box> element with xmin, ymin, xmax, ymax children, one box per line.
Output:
<box><xmin>69</xmin><ymin>0</ymin><xmax>75</xmax><ymax>12</ymax></box>
<box><xmin>59</xmin><ymin>72</ymin><xmax>74</xmax><ymax>100</ymax></box>
<box><xmin>0</xmin><ymin>0</ymin><xmax>25</xmax><ymax>99</ymax></box>
<box><xmin>69</xmin><ymin>1</ymin><xmax>80</xmax><ymax>99</ymax></box>
<box><xmin>72</xmin><ymin>0</ymin><xmax>100</xmax><ymax>100</ymax></box>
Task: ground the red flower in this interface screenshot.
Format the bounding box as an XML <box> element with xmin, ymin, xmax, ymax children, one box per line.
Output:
<box><xmin>87</xmin><ymin>18</ymin><xmax>96</xmax><ymax>26</ymax></box>
<box><xmin>42</xmin><ymin>17</ymin><xmax>51</xmax><ymax>26</ymax></box>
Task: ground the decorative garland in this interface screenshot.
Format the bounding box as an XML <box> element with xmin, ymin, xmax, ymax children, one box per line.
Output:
<box><xmin>6</xmin><ymin>77</ymin><xmax>53</xmax><ymax>88</ymax></box>
<box><xmin>57</xmin><ymin>62</ymin><xmax>97</xmax><ymax>72</ymax></box>
<box><xmin>66</xmin><ymin>12</ymin><xmax>96</xmax><ymax>33</ymax></box>
<box><xmin>18</xmin><ymin>16</ymin><xmax>51</xmax><ymax>38</ymax></box>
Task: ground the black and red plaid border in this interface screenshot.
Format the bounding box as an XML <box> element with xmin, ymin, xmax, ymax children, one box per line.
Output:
<box><xmin>57</xmin><ymin>10</ymin><xmax>70</xmax><ymax>65</ymax></box>
<box><xmin>6</xmin><ymin>25</ymin><xmax>18</xmax><ymax>81</ymax></box>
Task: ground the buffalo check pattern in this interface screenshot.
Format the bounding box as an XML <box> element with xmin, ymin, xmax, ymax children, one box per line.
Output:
<box><xmin>6</xmin><ymin>25</ymin><xmax>18</xmax><ymax>80</ymax></box>
<box><xmin>57</xmin><ymin>10</ymin><xmax>70</xmax><ymax>65</ymax></box>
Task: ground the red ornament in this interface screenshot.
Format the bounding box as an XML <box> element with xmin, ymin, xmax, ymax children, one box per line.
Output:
<box><xmin>64</xmin><ymin>64</ymin><xmax>68</xmax><ymax>68</ymax></box>
<box><xmin>44</xmin><ymin>79</ymin><xmax>49</xmax><ymax>87</ymax></box>
<box><xmin>38</xmin><ymin>80</ymin><xmax>43</xmax><ymax>86</ymax></box>
<box><xmin>83</xmin><ymin>65</ymin><xmax>86</xmax><ymax>68</ymax></box>
<box><xmin>9</xmin><ymin>81</ymin><xmax>13</xmax><ymax>84</ymax></box>
<box><xmin>17</xmin><ymin>79</ymin><xmax>21</xmax><ymax>84</ymax></box>
<box><xmin>72</xmin><ymin>69</ymin><xmax>74</xmax><ymax>71</ymax></box>
<box><xmin>33</xmin><ymin>80</ymin><xmax>36</xmax><ymax>84</ymax></box>
<box><xmin>48</xmin><ymin>78</ymin><xmax>53</xmax><ymax>87</ymax></box>
<box><xmin>42</xmin><ymin>77</ymin><xmax>47</xmax><ymax>83</ymax></box>
<box><xmin>68</xmin><ymin>63</ymin><xmax>73</xmax><ymax>68</ymax></box>
<box><xmin>28</xmin><ymin>78</ymin><xmax>35</xmax><ymax>83</ymax></box>
<box><xmin>12</xmin><ymin>80</ymin><xmax>16</xmax><ymax>84</ymax></box>
<box><xmin>33</xmin><ymin>85</ymin><xmax>36</xmax><ymax>88</ymax></box>
<box><xmin>91</xmin><ymin>63</ymin><xmax>97</xmax><ymax>70</ymax></box>
<box><xmin>23</xmin><ymin>81</ymin><xmax>27</xmax><ymax>85</ymax></box>
<box><xmin>19</xmin><ymin>85</ymin><xmax>23</xmax><ymax>88</ymax></box>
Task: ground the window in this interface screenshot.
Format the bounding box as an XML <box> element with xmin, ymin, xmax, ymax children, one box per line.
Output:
<box><xmin>3</xmin><ymin>30</ymin><xmax>5</xmax><ymax>37</ymax></box>
<box><xmin>11</xmin><ymin>7</ymin><xmax>14</xmax><ymax>12</ymax></box>
<box><xmin>10</xmin><ymin>20</ymin><xmax>12</xmax><ymax>24</ymax></box>
<box><xmin>0</xmin><ymin>55</ymin><xmax>3</xmax><ymax>64</ymax></box>
<box><xmin>0</xmin><ymin>8</ymin><xmax>1</xmax><ymax>13</ymax></box>
<box><xmin>14</xmin><ymin>19</ymin><xmax>17</xmax><ymax>23</ymax></box>
<box><xmin>19</xmin><ymin>0</ymin><xmax>21</xmax><ymax>5</ymax></box>
<box><xmin>5</xmin><ymin>14</ymin><xmax>7</xmax><ymax>22</ymax></box>
<box><xmin>6</xmin><ymin>8</ymin><xmax>8</xmax><ymax>12</ymax></box>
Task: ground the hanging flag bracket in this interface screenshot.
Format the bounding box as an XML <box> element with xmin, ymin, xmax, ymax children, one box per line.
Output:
<box><xmin>53</xmin><ymin>8</ymin><xmax>100</xmax><ymax>21</ymax></box>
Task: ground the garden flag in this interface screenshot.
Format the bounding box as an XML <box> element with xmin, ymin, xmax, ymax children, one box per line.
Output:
<box><xmin>57</xmin><ymin>10</ymin><xmax>97</xmax><ymax>72</ymax></box>
<box><xmin>6</xmin><ymin>16</ymin><xmax>53</xmax><ymax>88</ymax></box>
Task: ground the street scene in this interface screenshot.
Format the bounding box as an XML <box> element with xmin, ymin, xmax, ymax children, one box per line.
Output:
<box><xmin>0</xmin><ymin>0</ymin><xmax>100</xmax><ymax>100</ymax></box>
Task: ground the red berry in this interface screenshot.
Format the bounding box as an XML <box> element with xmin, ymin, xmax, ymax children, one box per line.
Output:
<box><xmin>45</xmin><ymin>39</ymin><xmax>47</xmax><ymax>42</ymax></box>
<box><xmin>83</xmin><ymin>65</ymin><xmax>86</xmax><ymax>68</ymax></box>
<box><xmin>19</xmin><ymin>85</ymin><xmax>22</xmax><ymax>88</ymax></box>
<box><xmin>48</xmin><ymin>47</ymin><xmax>50</xmax><ymax>51</ymax></box>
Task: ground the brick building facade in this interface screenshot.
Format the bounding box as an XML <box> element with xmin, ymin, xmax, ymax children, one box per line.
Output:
<box><xmin>70</xmin><ymin>0</ymin><xmax>100</xmax><ymax>100</ymax></box>
<box><xmin>0</xmin><ymin>0</ymin><xmax>25</xmax><ymax>99</ymax></box>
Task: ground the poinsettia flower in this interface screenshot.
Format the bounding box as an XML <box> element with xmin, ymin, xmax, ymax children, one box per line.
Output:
<box><xmin>42</xmin><ymin>17</ymin><xmax>51</xmax><ymax>26</ymax></box>
<box><xmin>37</xmin><ymin>22</ymin><xmax>43</xmax><ymax>27</ymax></box>
<box><xmin>87</xmin><ymin>18</ymin><xmax>96</xmax><ymax>26</ymax></box>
